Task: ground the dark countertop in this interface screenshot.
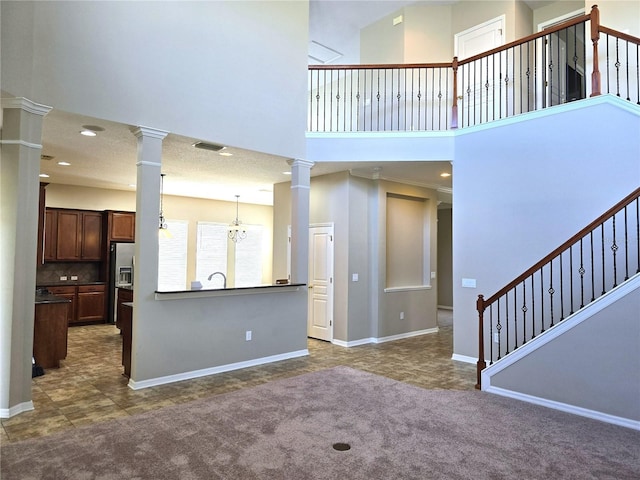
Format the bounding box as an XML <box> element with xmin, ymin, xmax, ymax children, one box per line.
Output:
<box><xmin>35</xmin><ymin>293</ymin><xmax>73</xmax><ymax>305</ymax></box>
<box><xmin>37</xmin><ymin>281</ymin><xmax>106</xmax><ymax>287</ymax></box>
<box><xmin>156</xmin><ymin>283</ymin><xmax>306</xmax><ymax>294</ymax></box>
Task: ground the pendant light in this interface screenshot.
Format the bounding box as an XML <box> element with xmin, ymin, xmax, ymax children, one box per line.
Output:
<box><xmin>228</xmin><ymin>195</ymin><xmax>247</xmax><ymax>243</ymax></box>
<box><xmin>159</xmin><ymin>173</ymin><xmax>172</xmax><ymax>238</ymax></box>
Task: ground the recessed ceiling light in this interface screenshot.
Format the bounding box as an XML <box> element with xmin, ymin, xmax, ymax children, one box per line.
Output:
<box><xmin>128</xmin><ymin>184</ymin><xmax>136</xmax><ymax>188</ymax></box>
<box><xmin>440</xmin><ymin>172</ymin><xmax>451</xmax><ymax>177</ymax></box>
<box><xmin>80</xmin><ymin>129</ymin><xmax>97</xmax><ymax>137</ymax></box>
<box><xmin>282</xmin><ymin>171</ymin><xmax>292</xmax><ymax>175</ymax></box>
<box><xmin>39</xmin><ymin>173</ymin><xmax>50</xmax><ymax>178</ymax></box>
<box><xmin>219</xmin><ymin>151</ymin><xmax>233</xmax><ymax>157</ymax></box>
<box><xmin>57</xmin><ymin>161</ymin><xmax>71</xmax><ymax>166</ymax></box>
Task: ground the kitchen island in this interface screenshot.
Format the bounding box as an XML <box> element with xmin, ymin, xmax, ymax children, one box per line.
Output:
<box><xmin>126</xmin><ymin>283</ymin><xmax>308</xmax><ymax>390</ymax></box>
<box><xmin>34</xmin><ymin>292</ymin><xmax>71</xmax><ymax>369</ymax></box>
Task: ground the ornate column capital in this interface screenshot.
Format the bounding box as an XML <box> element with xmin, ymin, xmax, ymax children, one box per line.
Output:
<box><xmin>1</xmin><ymin>97</ymin><xmax>52</xmax><ymax>116</ymax></box>
<box><xmin>132</xmin><ymin>126</ymin><xmax>169</xmax><ymax>140</ymax></box>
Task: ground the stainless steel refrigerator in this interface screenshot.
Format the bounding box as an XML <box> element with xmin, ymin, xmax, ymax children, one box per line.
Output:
<box><xmin>108</xmin><ymin>242</ymin><xmax>135</xmax><ymax>324</ymax></box>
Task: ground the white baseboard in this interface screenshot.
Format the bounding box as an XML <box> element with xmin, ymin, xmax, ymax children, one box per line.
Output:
<box><xmin>0</xmin><ymin>400</ymin><xmax>34</xmax><ymax>419</ymax></box>
<box><xmin>373</xmin><ymin>327</ymin><xmax>438</xmax><ymax>344</ymax></box>
<box><xmin>484</xmin><ymin>385</ymin><xmax>640</xmax><ymax>431</ymax></box>
<box><xmin>451</xmin><ymin>353</ymin><xmax>478</xmax><ymax>364</ymax></box>
<box><xmin>128</xmin><ymin>349</ymin><xmax>309</xmax><ymax>390</ymax></box>
<box><xmin>437</xmin><ymin>305</ymin><xmax>453</xmax><ymax>311</ymax></box>
<box><xmin>332</xmin><ymin>328</ymin><xmax>439</xmax><ymax>347</ymax></box>
<box><xmin>332</xmin><ymin>338</ymin><xmax>373</xmax><ymax>348</ymax></box>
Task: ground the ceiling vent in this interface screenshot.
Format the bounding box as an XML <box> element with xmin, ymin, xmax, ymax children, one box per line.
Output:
<box><xmin>193</xmin><ymin>142</ymin><xmax>225</xmax><ymax>152</ymax></box>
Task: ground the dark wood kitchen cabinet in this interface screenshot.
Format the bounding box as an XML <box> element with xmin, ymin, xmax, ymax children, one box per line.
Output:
<box><xmin>77</xmin><ymin>284</ymin><xmax>106</xmax><ymax>323</ymax></box>
<box><xmin>45</xmin><ymin>284</ymin><xmax>106</xmax><ymax>325</ymax></box>
<box><xmin>33</xmin><ymin>300</ymin><xmax>70</xmax><ymax>369</ymax></box>
<box><xmin>46</xmin><ymin>286</ymin><xmax>76</xmax><ymax>325</ymax></box>
<box><xmin>106</xmin><ymin>211</ymin><xmax>135</xmax><ymax>242</ymax></box>
<box><xmin>44</xmin><ymin>208</ymin><xmax>103</xmax><ymax>261</ymax></box>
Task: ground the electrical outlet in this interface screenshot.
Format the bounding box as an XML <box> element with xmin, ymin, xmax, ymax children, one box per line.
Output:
<box><xmin>245</xmin><ymin>330</ymin><xmax>252</xmax><ymax>341</ymax></box>
<box><xmin>70</xmin><ymin>275</ymin><xmax>78</xmax><ymax>281</ymax></box>
<box><xmin>60</xmin><ymin>276</ymin><xmax>68</xmax><ymax>281</ymax></box>
<box><xmin>400</xmin><ymin>311</ymin><xmax>405</xmax><ymax>320</ymax></box>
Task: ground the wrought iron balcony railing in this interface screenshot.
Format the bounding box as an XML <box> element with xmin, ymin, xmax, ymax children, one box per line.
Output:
<box><xmin>308</xmin><ymin>5</ymin><xmax>639</xmax><ymax>133</ymax></box>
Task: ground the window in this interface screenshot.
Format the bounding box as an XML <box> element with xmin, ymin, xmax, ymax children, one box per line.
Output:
<box><xmin>196</xmin><ymin>223</ymin><xmax>229</xmax><ymax>288</ymax></box>
<box><xmin>158</xmin><ymin>220</ymin><xmax>188</xmax><ymax>291</ymax></box>
<box><xmin>196</xmin><ymin>222</ymin><xmax>263</xmax><ymax>288</ymax></box>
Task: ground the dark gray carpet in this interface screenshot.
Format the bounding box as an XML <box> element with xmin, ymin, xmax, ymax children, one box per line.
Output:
<box><xmin>2</xmin><ymin>366</ymin><xmax>639</xmax><ymax>479</ymax></box>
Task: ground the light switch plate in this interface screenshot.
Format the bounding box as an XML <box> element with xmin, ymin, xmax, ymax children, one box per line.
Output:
<box><xmin>462</xmin><ymin>278</ymin><xmax>477</xmax><ymax>288</ymax></box>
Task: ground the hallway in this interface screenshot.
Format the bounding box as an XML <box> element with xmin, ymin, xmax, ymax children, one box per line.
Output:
<box><xmin>1</xmin><ymin>310</ymin><xmax>474</xmax><ymax>444</ymax></box>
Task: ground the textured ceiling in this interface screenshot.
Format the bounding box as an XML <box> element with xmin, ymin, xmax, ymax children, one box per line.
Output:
<box><xmin>39</xmin><ymin>109</ymin><xmax>453</xmax><ymax>206</ymax></box>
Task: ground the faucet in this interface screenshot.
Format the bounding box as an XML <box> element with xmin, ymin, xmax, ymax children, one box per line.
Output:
<box><xmin>208</xmin><ymin>271</ymin><xmax>227</xmax><ymax>288</ymax></box>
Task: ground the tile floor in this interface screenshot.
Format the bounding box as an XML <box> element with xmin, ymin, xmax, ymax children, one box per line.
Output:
<box><xmin>1</xmin><ymin>309</ymin><xmax>475</xmax><ymax>445</ymax></box>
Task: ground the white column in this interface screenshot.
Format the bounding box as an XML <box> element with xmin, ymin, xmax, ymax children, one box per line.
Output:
<box><xmin>288</xmin><ymin>159</ymin><xmax>314</xmax><ymax>284</ymax></box>
<box><xmin>130</xmin><ymin>126</ymin><xmax>168</xmax><ymax>382</ymax></box>
<box><xmin>0</xmin><ymin>97</ymin><xmax>51</xmax><ymax>418</ymax></box>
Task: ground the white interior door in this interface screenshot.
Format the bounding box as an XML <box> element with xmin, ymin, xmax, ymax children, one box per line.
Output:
<box><xmin>308</xmin><ymin>225</ymin><xmax>334</xmax><ymax>341</ymax></box>
<box><xmin>455</xmin><ymin>16</ymin><xmax>505</xmax><ymax>126</ymax></box>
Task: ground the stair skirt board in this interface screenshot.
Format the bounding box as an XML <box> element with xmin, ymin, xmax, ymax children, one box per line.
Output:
<box><xmin>480</xmin><ymin>274</ymin><xmax>640</xmax><ymax>430</ymax></box>
<box><xmin>481</xmin><ymin>273</ymin><xmax>640</xmax><ymax>381</ymax></box>
<box><xmin>483</xmin><ymin>386</ymin><xmax>640</xmax><ymax>431</ymax></box>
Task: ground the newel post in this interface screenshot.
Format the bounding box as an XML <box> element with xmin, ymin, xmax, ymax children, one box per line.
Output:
<box><xmin>476</xmin><ymin>294</ymin><xmax>486</xmax><ymax>390</ymax></box>
<box><xmin>590</xmin><ymin>5</ymin><xmax>602</xmax><ymax>97</ymax></box>
<box><xmin>451</xmin><ymin>56</ymin><xmax>459</xmax><ymax>129</ymax></box>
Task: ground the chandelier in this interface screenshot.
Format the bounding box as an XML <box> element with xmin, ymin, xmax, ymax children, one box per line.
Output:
<box><xmin>228</xmin><ymin>195</ymin><xmax>247</xmax><ymax>243</ymax></box>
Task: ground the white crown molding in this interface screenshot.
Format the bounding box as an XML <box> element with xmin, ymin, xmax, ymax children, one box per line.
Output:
<box><xmin>287</xmin><ymin>158</ymin><xmax>315</xmax><ymax>169</ymax></box>
<box><xmin>1</xmin><ymin>97</ymin><xmax>52</xmax><ymax>116</ymax></box>
<box><xmin>0</xmin><ymin>139</ymin><xmax>43</xmax><ymax>149</ymax></box>
<box><xmin>348</xmin><ymin>169</ymin><xmax>452</xmax><ymax>192</ymax></box>
<box><xmin>132</xmin><ymin>126</ymin><xmax>170</xmax><ymax>140</ymax></box>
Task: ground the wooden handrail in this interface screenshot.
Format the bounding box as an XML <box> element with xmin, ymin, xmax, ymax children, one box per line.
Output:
<box><xmin>480</xmin><ymin>187</ymin><xmax>640</xmax><ymax>309</ymax></box>
<box><xmin>599</xmin><ymin>25</ymin><xmax>640</xmax><ymax>45</ymax></box>
<box><xmin>309</xmin><ymin>62</ymin><xmax>453</xmax><ymax>71</ymax></box>
<box><xmin>457</xmin><ymin>12</ymin><xmax>591</xmax><ymax>67</ymax></box>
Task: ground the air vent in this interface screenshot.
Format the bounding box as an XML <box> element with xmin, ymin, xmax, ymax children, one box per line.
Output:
<box><xmin>192</xmin><ymin>142</ymin><xmax>225</xmax><ymax>152</ymax></box>
<box><xmin>41</xmin><ymin>154</ymin><xmax>55</xmax><ymax>161</ymax></box>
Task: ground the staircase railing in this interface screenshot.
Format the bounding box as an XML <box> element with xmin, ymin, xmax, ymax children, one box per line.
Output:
<box><xmin>308</xmin><ymin>5</ymin><xmax>640</xmax><ymax>133</ymax></box>
<box><xmin>475</xmin><ymin>187</ymin><xmax>640</xmax><ymax>389</ymax></box>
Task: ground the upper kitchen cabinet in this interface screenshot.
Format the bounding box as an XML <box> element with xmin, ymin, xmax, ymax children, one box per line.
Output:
<box><xmin>44</xmin><ymin>208</ymin><xmax>103</xmax><ymax>261</ymax></box>
<box><xmin>106</xmin><ymin>211</ymin><xmax>135</xmax><ymax>242</ymax></box>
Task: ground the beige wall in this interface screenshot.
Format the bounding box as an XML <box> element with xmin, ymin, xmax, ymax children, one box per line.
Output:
<box><xmin>437</xmin><ymin>207</ymin><xmax>453</xmax><ymax>308</ymax></box>
<box><xmin>45</xmin><ymin>184</ymin><xmax>273</xmax><ymax>289</ymax></box>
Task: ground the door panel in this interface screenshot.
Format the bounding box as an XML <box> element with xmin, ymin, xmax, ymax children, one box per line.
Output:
<box><xmin>307</xmin><ymin>226</ymin><xmax>334</xmax><ymax>341</ymax></box>
<box><xmin>455</xmin><ymin>16</ymin><xmax>506</xmax><ymax>126</ymax></box>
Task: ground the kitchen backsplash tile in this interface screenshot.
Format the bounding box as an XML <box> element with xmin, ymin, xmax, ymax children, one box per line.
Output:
<box><xmin>37</xmin><ymin>262</ymin><xmax>101</xmax><ymax>285</ymax></box>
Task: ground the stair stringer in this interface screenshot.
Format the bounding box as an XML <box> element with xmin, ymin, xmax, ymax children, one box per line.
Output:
<box><xmin>481</xmin><ymin>273</ymin><xmax>640</xmax><ymax>430</ymax></box>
